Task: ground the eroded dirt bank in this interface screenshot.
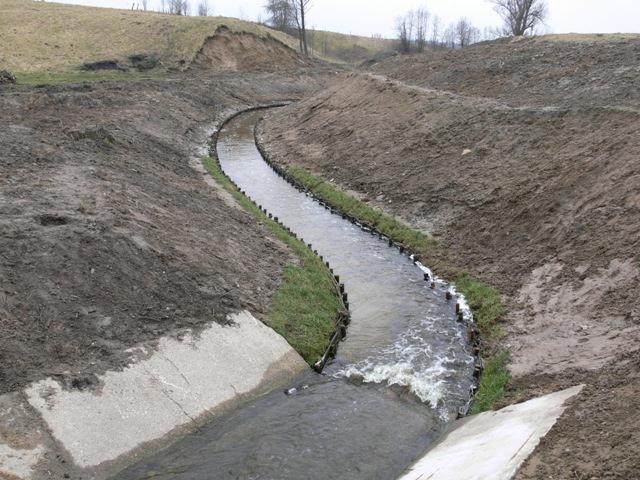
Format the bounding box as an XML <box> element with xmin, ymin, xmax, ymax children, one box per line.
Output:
<box><xmin>260</xmin><ymin>40</ymin><xmax>640</xmax><ymax>477</ymax></box>
<box><xmin>0</xmin><ymin>70</ymin><xmax>324</xmax><ymax>396</ymax></box>
<box><xmin>368</xmin><ymin>35</ymin><xmax>640</xmax><ymax>109</ymax></box>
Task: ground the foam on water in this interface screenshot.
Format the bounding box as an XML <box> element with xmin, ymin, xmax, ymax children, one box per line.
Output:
<box><xmin>336</xmin><ymin>256</ymin><xmax>477</xmax><ymax>420</ymax></box>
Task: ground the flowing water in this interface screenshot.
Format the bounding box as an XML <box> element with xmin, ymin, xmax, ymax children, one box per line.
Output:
<box><xmin>115</xmin><ymin>110</ymin><xmax>475</xmax><ymax>480</ymax></box>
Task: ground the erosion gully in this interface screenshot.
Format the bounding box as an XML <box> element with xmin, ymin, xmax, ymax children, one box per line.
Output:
<box><xmin>115</xmin><ymin>110</ymin><xmax>475</xmax><ymax>479</ymax></box>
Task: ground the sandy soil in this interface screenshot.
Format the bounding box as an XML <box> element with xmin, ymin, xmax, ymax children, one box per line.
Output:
<box><xmin>0</xmin><ymin>69</ymin><xmax>325</xmax><ymax>396</ymax></box>
<box><xmin>193</xmin><ymin>27</ymin><xmax>311</xmax><ymax>73</ymax></box>
<box><xmin>260</xmin><ymin>38</ymin><xmax>640</xmax><ymax>477</ymax></box>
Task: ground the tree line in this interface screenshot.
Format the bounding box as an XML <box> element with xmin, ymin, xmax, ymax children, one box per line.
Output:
<box><xmin>396</xmin><ymin>0</ymin><xmax>547</xmax><ymax>53</ymax></box>
<box><xmin>147</xmin><ymin>0</ymin><xmax>314</xmax><ymax>57</ymax></box>
<box><xmin>129</xmin><ymin>0</ymin><xmax>546</xmax><ymax>57</ymax></box>
<box><xmin>263</xmin><ymin>0</ymin><xmax>313</xmax><ymax>56</ymax></box>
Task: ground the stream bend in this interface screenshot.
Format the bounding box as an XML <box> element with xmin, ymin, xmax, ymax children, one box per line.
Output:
<box><xmin>115</xmin><ymin>109</ymin><xmax>476</xmax><ymax>480</ymax></box>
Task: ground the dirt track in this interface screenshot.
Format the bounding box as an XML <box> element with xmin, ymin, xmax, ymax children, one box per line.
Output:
<box><xmin>0</xmin><ymin>71</ymin><xmax>324</xmax><ymax>395</ymax></box>
<box><xmin>260</xmin><ymin>38</ymin><xmax>640</xmax><ymax>478</ymax></box>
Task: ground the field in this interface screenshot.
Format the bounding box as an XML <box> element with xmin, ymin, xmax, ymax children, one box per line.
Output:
<box><xmin>0</xmin><ymin>0</ymin><xmax>394</xmax><ymax>79</ymax></box>
<box><xmin>306</xmin><ymin>28</ymin><xmax>395</xmax><ymax>63</ymax></box>
<box><xmin>0</xmin><ymin>0</ymin><xmax>299</xmax><ymax>73</ymax></box>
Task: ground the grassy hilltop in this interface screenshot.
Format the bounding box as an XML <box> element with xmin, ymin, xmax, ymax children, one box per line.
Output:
<box><xmin>0</xmin><ymin>0</ymin><xmax>394</xmax><ymax>81</ymax></box>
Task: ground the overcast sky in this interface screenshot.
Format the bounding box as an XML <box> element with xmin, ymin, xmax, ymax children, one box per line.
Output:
<box><xmin>49</xmin><ymin>0</ymin><xmax>640</xmax><ymax>37</ymax></box>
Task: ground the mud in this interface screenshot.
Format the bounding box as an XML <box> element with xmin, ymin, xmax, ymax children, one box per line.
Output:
<box><xmin>0</xmin><ymin>70</ymin><xmax>325</xmax><ymax>396</ymax></box>
<box><xmin>260</xmin><ymin>37</ymin><xmax>640</xmax><ymax>477</ymax></box>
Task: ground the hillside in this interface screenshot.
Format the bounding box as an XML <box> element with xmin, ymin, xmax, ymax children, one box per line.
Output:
<box><xmin>306</xmin><ymin>28</ymin><xmax>395</xmax><ymax>63</ymax></box>
<box><xmin>0</xmin><ymin>0</ymin><xmax>301</xmax><ymax>74</ymax></box>
<box><xmin>259</xmin><ymin>35</ymin><xmax>640</xmax><ymax>478</ymax></box>
<box><xmin>369</xmin><ymin>34</ymin><xmax>640</xmax><ymax>108</ymax></box>
<box><xmin>0</xmin><ymin>0</ymin><xmax>391</xmax><ymax>78</ymax></box>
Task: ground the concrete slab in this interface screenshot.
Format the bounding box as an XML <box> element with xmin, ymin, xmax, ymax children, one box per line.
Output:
<box><xmin>22</xmin><ymin>311</ymin><xmax>307</xmax><ymax>470</ymax></box>
<box><xmin>398</xmin><ymin>385</ymin><xmax>584</xmax><ymax>480</ymax></box>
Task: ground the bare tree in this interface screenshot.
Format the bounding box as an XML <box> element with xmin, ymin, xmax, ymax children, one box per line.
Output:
<box><xmin>441</xmin><ymin>23</ymin><xmax>457</xmax><ymax>49</ymax></box>
<box><xmin>264</xmin><ymin>0</ymin><xmax>295</xmax><ymax>31</ymax></box>
<box><xmin>395</xmin><ymin>12</ymin><xmax>414</xmax><ymax>53</ymax></box>
<box><xmin>454</xmin><ymin>17</ymin><xmax>479</xmax><ymax>47</ymax></box>
<box><xmin>141</xmin><ymin>0</ymin><xmax>148</xmax><ymax>10</ymax></box>
<box><xmin>167</xmin><ymin>0</ymin><xmax>182</xmax><ymax>14</ymax></box>
<box><xmin>490</xmin><ymin>0</ymin><xmax>547</xmax><ymax>36</ymax></box>
<box><xmin>290</xmin><ymin>0</ymin><xmax>312</xmax><ymax>56</ymax></box>
<box><xmin>197</xmin><ymin>0</ymin><xmax>209</xmax><ymax>16</ymax></box>
<box><xmin>430</xmin><ymin>14</ymin><xmax>442</xmax><ymax>48</ymax></box>
<box><xmin>414</xmin><ymin>7</ymin><xmax>430</xmax><ymax>52</ymax></box>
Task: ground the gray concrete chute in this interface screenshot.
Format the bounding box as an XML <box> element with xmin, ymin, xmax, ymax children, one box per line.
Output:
<box><xmin>0</xmin><ymin>306</ymin><xmax>307</xmax><ymax>478</ymax></box>
<box><xmin>397</xmin><ymin>385</ymin><xmax>584</xmax><ymax>480</ymax></box>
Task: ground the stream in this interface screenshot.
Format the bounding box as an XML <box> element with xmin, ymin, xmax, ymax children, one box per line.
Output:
<box><xmin>114</xmin><ymin>110</ymin><xmax>475</xmax><ymax>480</ymax></box>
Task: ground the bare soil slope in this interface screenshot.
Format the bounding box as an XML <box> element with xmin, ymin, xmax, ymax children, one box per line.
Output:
<box><xmin>0</xmin><ymin>70</ymin><xmax>321</xmax><ymax>395</ymax></box>
<box><xmin>260</xmin><ymin>38</ymin><xmax>640</xmax><ymax>476</ymax></box>
<box><xmin>369</xmin><ymin>35</ymin><xmax>640</xmax><ymax>108</ymax></box>
<box><xmin>193</xmin><ymin>27</ymin><xmax>309</xmax><ymax>73</ymax></box>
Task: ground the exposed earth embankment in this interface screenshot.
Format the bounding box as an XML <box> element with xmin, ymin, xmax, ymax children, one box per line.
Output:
<box><xmin>0</xmin><ymin>68</ymin><xmax>337</xmax><ymax>477</ymax></box>
<box><xmin>0</xmin><ymin>71</ymin><xmax>323</xmax><ymax>395</ymax></box>
<box><xmin>368</xmin><ymin>35</ymin><xmax>640</xmax><ymax>109</ymax></box>
<box><xmin>260</xmin><ymin>38</ymin><xmax>640</xmax><ymax>477</ymax></box>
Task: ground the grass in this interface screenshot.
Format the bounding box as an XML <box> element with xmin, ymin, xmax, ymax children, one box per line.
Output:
<box><xmin>537</xmin><ymin>33</ymin><xmax>640</xmax><ymax>43</ymax></box>
<box><xmin>306</xmin><ymin>29</ymin><xmax>395</xmax><ymax>63</ymax></box>
<box><xmin>284</xmin><ymin>163</ymin><xmax>509</xmax><ymax>412</ymax></box>
<box><xmin>454</xmin><ymin>273</ymin><xmax>504</xmax><ymax>340</ymax></box>
<box><xmin>201</xmin><ymin>156</ymin><xmax>343</xmax><ymax>365</ymax></box>
<box><xmin>454</xmin><ymin>273</ymin><xmax>510</xmax><ymax>414</ymax></box>
<box><xmin>15</xmin><ymin>70</ymin><xmax>166</xmax><ymax>85</ymax></box>
<box><xmin>1</xmin><ymin>0</ymin><xmax>296</xmax><ymax>74</ymax></box>
<box><xmin>287</xmin><ymin>166</ymin><xmax>436</xmax><ymax>255</ymax></box>
<box><xmin>470</xmin><ymin>350</ymin><xmax>511</xmax><ymax>414</ymax></box>
<box><xmin>1</xmin><ymin>0</ymin><xmax>395</xmax><ymax>77</ymax></box>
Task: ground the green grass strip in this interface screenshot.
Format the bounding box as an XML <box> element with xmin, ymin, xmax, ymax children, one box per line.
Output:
<box><xmin>470</xmin><ymin>350</ymin><xmax>511</xmax><ymax>414</ymax></box>
<box><xmin>287</xmin><ymin>166</ymin><xmax>436</xmax><ymax>256</ymax></box>
<box><xmin>454</xmin><ymin>273</ymin><xmax>504</xmax><ymax>339</ymax></box>
<box><xmin>15</xmin><ymin>70</ymin><xmax>165</xmax><ymax>85</ymax></box>
<box><xmin>454</xmin><ymin>273</ymin><xmax>509</xmax><ymax>413</ymax></box>
<box><xmin>202</xmin><ymin>156</ymin><xmax>342</xmax><ymax>365</ymax></box>
<box><xmin>285</xmin><ymin>163</ymin><xmax>509</xmax><ymax>412</ymax></box>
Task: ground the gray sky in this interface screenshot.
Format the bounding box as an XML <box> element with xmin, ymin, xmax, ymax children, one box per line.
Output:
<box><xmin>49</xmin><ymin>0</ymin><xmax>640</xmax><ymax>37</ymax></box>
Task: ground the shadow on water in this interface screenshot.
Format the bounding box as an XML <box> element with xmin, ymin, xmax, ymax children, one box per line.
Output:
<box><xmin>114</xmin><ymin>110</ymin><xmax>475</xmax><ymax>480</ymax></box>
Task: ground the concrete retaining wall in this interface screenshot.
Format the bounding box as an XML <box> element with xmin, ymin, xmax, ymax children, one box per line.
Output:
<box><xmin>0</xmin><ymin>311</ymin><xmax>307</xmax><ymax>478</ymax></box>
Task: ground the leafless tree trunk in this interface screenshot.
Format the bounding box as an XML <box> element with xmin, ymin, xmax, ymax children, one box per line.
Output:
<box><xmin>490</xmin><ymin>0</ymin><xmax>547</xmax><ymax>36</ymax></box>
<box><xmin>168</xmin><ymin>0</ymin><xmax>181</xmax><ymax>14</ymax></box>
<box><xmin>442</xmin><ymin>23</ymin><xmax>456</xmax><ymax>49</ymax></box>
<box><xmin>395</xmin><ymin>12</ymin><xmax>414</xmax><ymax>53</ymax></box>
<box><xmin>265</xmin><ymin>0</ymin><xmax>295</xmax><ymax>31</ymax></box>
<box><xmin>141</xmin><ymin>0</ymin><xmax>148</xmax><ymax>10</ymax></box>
<box><xmin>290</xmin><ymin>0</ymin><xmax>312</xmax><ymax>56</ymax></box>
<box><xmin>197</xmin><ymin>0</ymin><xmax>209</xmax><ymax>16</ymax></box>
<box><xmin>414</xmin><ymin>7</ymin><xmax>430</xmax><ymax>52</ymax></box>
<box><xmin>454</xmin><ymin>17</ymin><xmax>479</xmax><ymax>47</ymax></box>
<box><xmin>430</xmin><ymin>14</ymin><xmax>441</xmax><ymax>48</ymax></box>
